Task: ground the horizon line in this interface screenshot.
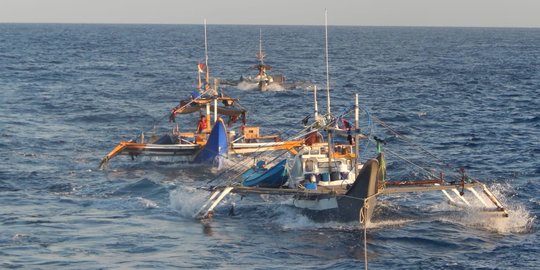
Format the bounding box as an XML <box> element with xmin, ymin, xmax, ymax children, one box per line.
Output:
<box><xmin>1</xmin><ymin>21</ymin><xmax>539</xmax><ymax>29</ymax></box>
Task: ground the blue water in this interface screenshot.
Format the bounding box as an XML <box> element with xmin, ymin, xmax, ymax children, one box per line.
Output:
<box><xmin>1</xmin><ymin>23</ymin><xmax>539</xmax><ymax>269</ymax></box>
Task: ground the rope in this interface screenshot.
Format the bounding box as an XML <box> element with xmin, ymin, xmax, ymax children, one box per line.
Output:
<box><xmin>206</xmin><ymin>123</ymin><xmax>319</xmax><ymax>188</ymax></box>
<box><xmin>383</xmin><ymin>148</ymin><xmax>437</xmax><ymax>178</ymax></box>
<box><xmin>362</xmin><ymin>198</ymin><xmax>369</xmax><ymax>270</ymax></box>
<box><xmin>203</xmin><ymin>90</ymin><xmax>375</xmax><ymax>190</ymax></box>
<box><xmin>369</xmin><ymin>114</ymin><xmax>470</xmax><ymax>181</ymax></box>
<box><xmin>371</xmin><ymin>115</ymin><xmax>452</xmax><ymax>170</ymax></box>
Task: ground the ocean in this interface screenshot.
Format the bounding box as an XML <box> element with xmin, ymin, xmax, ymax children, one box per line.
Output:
<box><xmin>0</xmin><ymin>23</ymin><xmax>538</xmax><ymax>269</ymax></box>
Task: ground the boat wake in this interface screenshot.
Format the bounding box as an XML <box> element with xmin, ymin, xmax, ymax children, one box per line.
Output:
<box><xmin>169</xmin><ymin>186</ymin><xmax>211</xmax><ymax>218</ymax></box>
<box><xmin>136</xmin><ymin>197</ymin><xmax>160</xmax><ymax>209</ymax></box>
<box><xmin>271</xmin><ymin>204</ymin><xmax>360</xmax><ymax>231</ymax></box>
<box><xmin>435</xmin><ymin>182</ymin><xmax>535</xmax><ymax>234</ymax></box>
<box><xmin>268</xmin><ymin>203</ymin><xmax>414</xmax><ymax>231</ymax></box>
<box><xmin>170</xmin><ymin>182</ymin><xmax>534</xmax><ymax>235</ymax></box>
<box><xmin>236</xmin><ymin>81</ymin><xmax>285</xmax><ymax>91</ymax></box>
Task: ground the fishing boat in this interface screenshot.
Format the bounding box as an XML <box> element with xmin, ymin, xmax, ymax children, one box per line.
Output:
<box><xmin>195</xmin><ymin>92</ymin><xmax>509</xmax><ymax>225</ymax></box>
<box><xmin>99</xmin><ymin>22</ymin><xmax>303</xmax><ymax>170</ymax></box>
<box><xmin>192</xmin><ymin>12</ymin><xmax>509</xmax><ymax>226</ymax></box>
<box><xmin>98</xmin><ymin>89</ymin><xmax>303</xmax><ymax>169</ymax></box>
<box><xmin>241</xmin><ymin>159</ymin><xmax>288</xmax><ymax>188</ymax></box>
<box><xmin>239</xmin><ymin>30</ymin><xmax>285</xmax><ymax>91</ymax></box>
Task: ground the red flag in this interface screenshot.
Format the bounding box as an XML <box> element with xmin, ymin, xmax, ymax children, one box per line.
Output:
<box><xmin>198</xmin><ymin>63</ymin><xmax>205</xmax><ymax>73</ymax></box>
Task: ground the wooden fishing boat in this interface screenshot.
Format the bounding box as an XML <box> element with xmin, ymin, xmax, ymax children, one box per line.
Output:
<box><xmin>98</xmin><ymin>88</ymin><xmax>304</xmax><ymax>169</ymax></box>
<box><xmin>99</xmin><ymin>22</ymin><xmax>303</xmax><ymax>170</ymax></box>
<box><xmin>239</xmin><ymin>30</ymin><xmax>285</xmax><ymax>91</ymax></box>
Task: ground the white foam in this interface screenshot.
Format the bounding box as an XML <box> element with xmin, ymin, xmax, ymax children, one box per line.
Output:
<box><xmin>137</xmin><ymin>197</ymin><xmax>159</xmax><ymax>209</ymax></box>
<box><xmin>366</xmin><ymin>218</ymin><xmax>414</xmax><ymax>229</ymax></box>
<box><xmin>433</xmin><ymin>182</ymin><xmax>535</xmax><ymax>234</ymax></box>
<box><xmin>236</xmin><ymin>81</ymin><xmax>285</xmax><ymax>92</ymax></box>
<box><xmin>169</xmin><ymin>187</ymin><xmax>211</xmax><ymax>218</ymax></box>
<box><xmin>237</xmin><ymin>81</ymin><xmax>258</xmax><ymax>91</ymax></box>
<box><xmin>275</xmin><ymin>207</ymin><xmax>358</xmax><ymax>231</ymax></box>
<box><xmin>264</xmin><ymin>83</ymin><xmax>285</xmax><ymax>92</ymax></box>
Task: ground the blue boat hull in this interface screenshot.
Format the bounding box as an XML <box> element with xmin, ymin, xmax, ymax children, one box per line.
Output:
<box><xmin>242</xmin><ymin>159</ymin><xmax>288</xmax><ymax>188</ymax></box>
<box><xmin>192</xmin><ymin>119</ymin><xmax>228</xmax><ymax>167</ymax></box>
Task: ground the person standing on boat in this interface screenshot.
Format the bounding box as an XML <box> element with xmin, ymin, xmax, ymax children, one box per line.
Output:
<box><xmin>197</xmin><ymin>115</ymin><xmax>208</xmax><ymax>133</ymax></box>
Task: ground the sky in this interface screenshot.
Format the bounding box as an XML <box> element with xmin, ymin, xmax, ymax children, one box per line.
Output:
<box><xmin>1</xmin><ymin>0</ymin><xmax>539</xmax><ymax>28</ymax></box>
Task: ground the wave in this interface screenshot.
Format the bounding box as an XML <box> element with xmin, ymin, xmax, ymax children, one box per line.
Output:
<box><xmin>428</xmin><ymin>182</ymin><xmax>536</xmax><ymax>234</ymax></box>
<box><xmin>169</xmin><ymin>186</ymin><xmax>212</xmax><ymax>218</ymax></box>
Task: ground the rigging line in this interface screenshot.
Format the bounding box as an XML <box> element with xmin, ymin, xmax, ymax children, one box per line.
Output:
<box><xmin>206</xmin><ymin>124</ymin><xmax>318</xmax><ymax>187</ymax></box>
<box><xmin>208</xmin><ymin>121</ymin><xmax>324</xmax><ymax>188</ymax></box>
<box><xmin>132</xmin><ymin>86</ymin><xmax>219</xmax><ymax>142</ymax></box>
<box><xmin>208</xmin><ymin>139</ymin><xmax>300</xmax><ymax>186</ymax></box>
<box><xmin>362</xmin><ymin>199</ymin><xmax>369</xmax><ymax>270</ymax></box>
<box><xmin>383</xmin><ymin>147</ymin><xmax>438</xmax><ymax>178</ymax></box>
<box><xmin>204</xmin><ymin>101</ymin><xmax>371</xmax><ymax>187</ymax></box>
<box><xmin>360</xmin><ymin>107</ymin><xmax>374</xmax><ymax>159</ymax></box>
<box><xmin>371</xmin><ymin>115</ymin><xmax>451</xmax><ymax>168</ymax></box>
<box><xmin>223</xmin><ymin>147</ymin><xmax>293</xmax><ymax>187</ymax></box>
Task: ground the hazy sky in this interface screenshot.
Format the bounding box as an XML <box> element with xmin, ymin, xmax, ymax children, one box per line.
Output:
<box><xmin>1</xmin><ymin>0</ymin><xmax>539</xmax><ymax>27</ymax></box>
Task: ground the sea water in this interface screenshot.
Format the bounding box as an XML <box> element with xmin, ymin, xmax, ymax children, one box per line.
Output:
<box><xmin>1</xmin><ymin>24</ymin><xmax>539</xmax><ymax>269</ymax></box>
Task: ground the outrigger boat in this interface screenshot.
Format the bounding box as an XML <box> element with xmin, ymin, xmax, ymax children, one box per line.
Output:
<box><xmin>239</xmin><ymin>30</ymin><xmax>285</xmax><ymax>91</ymax></box>
<box><xmin>193</xmin><ymin>13</ymin><xmax>509</xmax><ymax>226</ymax></box>
<box><xmin>195</xmin><ymin>93</ymin><xmax>509</xmax><ymax>225</ymax></box>
<box><xmin>99</xmin><ymin>22</ymin><xmax>303</xmax><ymax>170</ymax></box>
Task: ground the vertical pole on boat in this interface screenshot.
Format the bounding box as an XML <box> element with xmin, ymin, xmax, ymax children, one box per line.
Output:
<box><xmin>198</xmin><ymin>64</ymin><xmax>202</xmax><ymax>90</ymax></box>
<box><xmin>204</xmin><ymin>19</ymin><xmax>210</xmax><ymax>88</ymax></box>
<box><xmin>258</xmin><ymin>29</ymin><xmax>264</xmax><ymax>65</ymax></box>
<box><xmin>324</xmin><ymin>9</ymin><xmax>331</xmax><ymax>116</ymax></box>
<box><xmin>355</xmin><ymin>94</ymin><xmax>359</xmax><ymax>177</ymax></box>
<box><xmin>213</xmin><ymin>98</ymin><xmax>218</xmax><ymax>124</ymax></box>
<box><xmin>324</xmin><ymin>9</ymin><xmax>333</xmax><ymax>179</ymax></box>
<box><xmin>313</xmin><ymin>85</ymin><xmax>319</xmax><ymax>122</ymax></box>
<box><xmin>206</xmin><ymin>103</ymin><xmax>211</xmax><ymax>130</ymax></box>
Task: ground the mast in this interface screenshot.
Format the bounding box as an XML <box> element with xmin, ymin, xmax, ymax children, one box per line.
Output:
<box><xmin>324</xmin><ymin>9</ymin><xmax>331</xmax><ymax>116</ymax></box>
<box><xmin>313</xmin><ymin>85</ymin><xmax>319</xmax><ymax>122</ymax></box>
<box><xmin>355</xmin><ymin>94</ymin><xmax>359</xmax><ymax>177</ymax></box>
<box><xmin>257</xmin><ymin>29</ymin><xmax>265</xmax><ymax>65</ymax></box>
<box><xmin>324</xmin><ymin>9</ymin><xmax>333</xmax><ymax>179</ymax></box>
<box><xmin>204</xmin><ymin>19</ymin><xmax>210</xmax><ymax>88</ymax></box>
<box><xmin>197</xmin><ymin>63</ymin><xmax>202</xmax><ymax>90</ymax></box>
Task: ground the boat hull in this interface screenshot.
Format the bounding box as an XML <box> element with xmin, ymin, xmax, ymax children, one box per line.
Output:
<box><xmin>119</xmin><ymin>144</ymin><xmax>200</xmax><ymax>157</ymax></box>
<box><xmin>242</xmin><ymin>159</ymin><xmax>288</xmax><ymax>188</ymax></box>
<box><xmin>294</xmin><ymin>158</ymin><xmax>380</xmax><ymax>224</ymax></box>
<box><xmin>192</xmin><ymin>119</ymin><xmax>228</xmax><ymax>166</ymax></box>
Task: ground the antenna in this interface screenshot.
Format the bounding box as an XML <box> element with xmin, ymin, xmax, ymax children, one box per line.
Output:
<box><xmin>324</xmin><ymin>9</ymin><xmax>331</xmax><ymax>116</ymax></box>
